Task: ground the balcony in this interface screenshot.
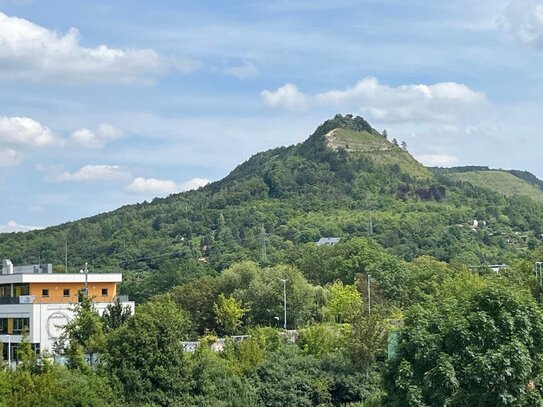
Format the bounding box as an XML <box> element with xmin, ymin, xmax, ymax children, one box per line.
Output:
<box><xmin>0</xmin><ymin>295</ymin><xmax>35</xmax><ymax>305</ymax></box>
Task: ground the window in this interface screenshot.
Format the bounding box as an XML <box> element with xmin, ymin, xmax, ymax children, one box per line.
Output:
<box><xmin>13</xmin><ymin>317</ymin><xmax>29</xmax><ymax>334</ymax></box>
<box><xmin>42</xmin><ymin>289</ymin><xmax>49</xmax><ymax>297</ymax></box>
<box><xmin>63</xmin><ymin>288</ymin><xmax>70</xmax><ymax>297</ymax></box>
<box><xmin>0</xmin><ymin>318</ymin><xmax>7</xmax><ymax>334</ymax></box>
<box><xmin>101</xmin><ymin>288</ymin><xmax>108</xmax><ymax>297</ymax></box>
<box><xmin>0</xmin><ymin>285</ymin><xmax>10</xmax><ymax>298</ymax></box>
<box><xmin>14</xmin><ymin>284</ymin><xmax>29</xmax><ymax>296</ymax></box>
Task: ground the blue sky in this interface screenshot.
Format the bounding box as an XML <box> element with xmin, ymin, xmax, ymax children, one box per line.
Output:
<box><xmin>1</xmin><ymin>0</ymin><xmax>543</xmax><ymax>231</ymax></box>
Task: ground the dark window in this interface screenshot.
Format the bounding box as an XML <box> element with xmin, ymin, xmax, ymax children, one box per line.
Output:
<box><xmin>101</xmin><ymin>288</ymin><xmax>108</xmax><ymax>297</ymax></box>
<box><xmin>13</xmin><ymin>317</ymin><xmax>29</xmax><ymax>334</ymax></box>
<box><xmin>42</xmin><ymin>289</ymin><xmax>49</xmax><ymax>297</ymax></box>
<box><xmin>0</xmin><ymin>318</ymin><xmax>7</xmax><ymax>334</ymax></box>
<box><xmin>0</xmin><ymin>285</ymin><xmax>10</xmax><ymax>298</ymax></box>
<box><xmin>14</xmin><ymin>284</ymin><xmax>29</xmax><ymax>296</ymax></box>
<box><xmin>63</xmin><ymin>289</ymin><xmax>70</xmax><ymax>297</ymax></box>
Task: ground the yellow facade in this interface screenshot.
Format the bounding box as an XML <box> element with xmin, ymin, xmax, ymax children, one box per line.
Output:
<box><xmin>29</xmin><ymin>282</ymin><xmax>117</xmax><ymax>303</ymax></box>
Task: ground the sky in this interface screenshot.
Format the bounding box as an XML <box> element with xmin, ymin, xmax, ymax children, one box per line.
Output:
<box><xmin>1</xmin><ymin>0</ymin><xmax>543</xmax><ymax>232</ymax></box>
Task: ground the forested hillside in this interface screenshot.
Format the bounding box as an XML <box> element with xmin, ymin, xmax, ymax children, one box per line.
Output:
<box><xmin>1</xmin><ymin>114</ymin><xmax>543</xmax><ymax>280</ymax></box>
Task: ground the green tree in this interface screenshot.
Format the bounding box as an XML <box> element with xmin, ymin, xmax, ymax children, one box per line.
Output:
<box><xmin>105</xmin><ymin>297</ymin><xmax>192</xmax><ymax>406</ymax></box>
<box><xmin>345</xmin><ymin>306</ymin><xmax>388</xmax><ymax>378</ymax></box>
<box><xmin>101</xmin><ymin>297</ymin><xmax>132</xmax><ymax>333</ymax></box>
<box><xmin>55</xmin><ymin>296</ymin><xmax>105</xmax><ymax>370</ymax></box>
<box><xmin>325</xmin><ymin>281</ymin><xmax>363</xmax><ymax>323</ymax></box>
<box><xmin>213</xmin><ymin>294</ymin><xmax>249</xmax><ymax>335</ymax></box>
<box><xmin>169</xmin><ymin>275</ymin><xmax>220</xmax><ymax>335</ymax></box>
<box><xmin>219</xmin><ymin>261</ymin><xmax>317</xmax><ymax>328</ymax></box>
<box><xmin>385</xmin><ymin>281</ymin><xmax>543</xmax><ymax>406</ymax></box>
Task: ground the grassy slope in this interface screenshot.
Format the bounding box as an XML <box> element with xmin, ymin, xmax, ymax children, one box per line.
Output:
<box><xmin>326</xmin><ymin>128</ymin><xmax>432</xmax><ymax>179</ymax></box>
<box><xmin>448</xmin><ymin>170</ymin><xmax>543</xmax><ymax>204</ymax></box>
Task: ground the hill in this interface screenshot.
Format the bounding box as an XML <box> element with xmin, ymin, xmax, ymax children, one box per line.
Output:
<box><xmin>447</xmin><ymin>170</ymin><xmax>543</xmax><ymax>204</ymax></box>
<box><xmin>433</xmin><ymin>166</ymin><xmax>543</xmax><ymax>204</ymax></box>
<box><xmin>1</xmin><ymin>114</ymin><xmax>543</xmax><ymax>284</ymax></box>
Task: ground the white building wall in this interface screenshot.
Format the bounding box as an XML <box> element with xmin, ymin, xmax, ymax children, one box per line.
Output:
<box><xmin>0</xmin><ymin>300</ymin><xmax>135</xmax><ymax>353</ymax></box>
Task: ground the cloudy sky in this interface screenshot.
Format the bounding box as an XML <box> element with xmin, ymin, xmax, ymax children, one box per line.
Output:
<box><xmin>0</xmin><ymin>0</ymin><xmax>542</xmax><ymax>232</ymax></box>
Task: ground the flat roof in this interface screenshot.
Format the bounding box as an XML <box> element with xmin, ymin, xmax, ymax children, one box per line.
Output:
<box><xmin>0</xmin><ymin>273</ymin><xmax>122</xmax><ymax>284</ymax></box>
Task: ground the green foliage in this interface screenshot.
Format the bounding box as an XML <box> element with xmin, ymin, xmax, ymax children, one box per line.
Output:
<box><xmin>188</xmin><ymin>349</ymin><xmax>258</xmax><ymax>406</ymax></box>
<box><xmin>297</xmin><ymin>323</ymin><xmax>344</xmax><ymax>356</ymax></box>
<box><xmin>345</xmin><ymin>306</ymin><xmax>388</xmax><ymax>378</ymax></box>
<box><xmin>219</xmin><ymin>261</ymin><xmax>317</xmax><ymax>328</ymax></box>
<box><xmin>324</xmin><ymin>281</ymin><xmax>363</xmax><ymax>323</ymax></box>
<box><xmin>0</xmin><ymin>367</ymin><xmax>116</xmax><ymax>407</ymax></box>
<box><xmin>55</xmin><ymin>296</ymin><xmax>105</xmax><ymax>370</ymax></box>
<box><xmin>447</xmin><ymin>170</ymin><xmax>543</xmax><ymax>204</ymax></box>
<box><xmin>385</xmin><ymin>280</ymin><xmax>543</xmax><ymax>406</ymax></box>
<box><xmin>213</xmin><ymin>294</ymin><xmax>249</xmax><ymax>335</ymax></box>
<box><xmin>101</xmin><ymin>297</ymin><xmax>132</xmax><ymax>333</ymax></box>
<box><xmin>169</xmin><ymin>275</ymin><xmax>220</xmax><ymax>335</ymax></box>
<box><xmin>105</xmin><ymin>297</ymin><xmax>192</xmax><ymax>406</ymax></box>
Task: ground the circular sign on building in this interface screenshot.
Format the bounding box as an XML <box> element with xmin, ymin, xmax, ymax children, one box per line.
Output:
<box><xmin>46</xmin><ymin>312</ymin><xmax>69</xmax><ymax>339</ymax></box>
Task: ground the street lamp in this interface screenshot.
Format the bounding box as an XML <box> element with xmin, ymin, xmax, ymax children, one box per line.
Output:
<box><xmin>279</xmin><ymin>279</ymin><xmax>287</xmax><ymax>330</ymax></box>
<box><xmin>367</xmin><ymin>274</ymin><xmax>372</xmax><ymax>314</ymax></box>
<box><xmin>7</xmin><ymin>334</ymin><xmax>11</xmax><ymax>370</ymax></box>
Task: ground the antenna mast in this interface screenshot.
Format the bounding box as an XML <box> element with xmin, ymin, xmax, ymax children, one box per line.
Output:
<box><xmin>65</xmin><ymin>237</ymin><xmax>68</xmax><ymax>273</ymax></box>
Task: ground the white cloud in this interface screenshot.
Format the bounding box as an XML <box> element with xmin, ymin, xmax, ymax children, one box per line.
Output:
<box><xmin>56</xmin><ymin>165</ymin><xmax>131</xmax><ymax>182</ymax></box>
<box><xmin>261</xmin><ymin>83</ymin><xmax>307</xmax><ymax>111</ymax></box>
<box><xmin>180</xmin><ymin>177</ymin><xmax>210</xmax><ymax>191</ymax></box>
<box><xmin>315</xmin><ymin>77</ymin><xmax>486</xmax><ymax>122</ymax></box>
<box><xmin>125</xmin><ymin>177</ymin><xmax>179</xmax><ymax>195</ymax></box>
<box><xmin>0</xmin><ymin>12</ymin><xmax>198</xmax><ymax>83</ymax></box>
<box><xmin>415</xmin><ymin>154</ymin><xmax>459</xmax><ymax>167</ymax></box>
<box><xmin>224</xmin><ymin>61</ymin><xmax>259</xmax><ymax>79</ymax></box>
<box><xmin>126</xmin><ymin>176</ymin><xmax>210</xmax><ymax>196</ymax></box>
<box><xmin>69</xmin><ymin>123</ymin><xmax>124</xmax><ymax>149</ymax></box>
<box><xmin>0</xmin><ymin>116</ymin><xmax>58</xmax><ymax>147</ymax></box>
<box><xmin>261</xmin><ymin>78</ymin><xmax>485</xmax><ymax>121</ymax></box>
<box><xmin>0</xmin><ymin>220</ymin><xmax>42</xmax><ymax>233</ymax></box>
<box><xmin>500</xmin><ymin>0</ymin><xmax>543</xmax><ymax>48</ymax></box>
<box><xmin>0</xmin><ymin>148</ymin><xmax>24</xmax><ymax>167</ymax></box>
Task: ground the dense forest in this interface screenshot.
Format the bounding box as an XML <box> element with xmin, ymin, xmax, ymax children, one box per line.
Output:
<box><xmin>2</xmin><ymin>115</ymin><xmax>543</xmax><ymax>406</ymax></box>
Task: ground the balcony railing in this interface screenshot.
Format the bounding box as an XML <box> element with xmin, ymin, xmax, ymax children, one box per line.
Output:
<box><xmin>0</xmin><ymin>295</ymin><xmax>35</xmax><ymax>304</ymax></box>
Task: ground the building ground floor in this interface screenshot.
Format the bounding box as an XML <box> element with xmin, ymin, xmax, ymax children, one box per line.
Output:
<box><xmin>0</xmin><ymin>298</ymin><xmax>135</xmax><ymax>359</ymax></box>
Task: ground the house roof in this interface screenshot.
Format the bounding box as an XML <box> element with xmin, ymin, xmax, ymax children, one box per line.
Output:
<box><xmin>316</xmin><ymin>237</ymin><xmax>341</xmax><ymax>245</ymax></box>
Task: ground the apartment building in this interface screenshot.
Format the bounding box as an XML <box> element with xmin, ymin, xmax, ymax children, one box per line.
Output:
<box><xmin>0</xmin><ymin>259</ymin><xmax>134</xmax><ymax>361</ymax></box>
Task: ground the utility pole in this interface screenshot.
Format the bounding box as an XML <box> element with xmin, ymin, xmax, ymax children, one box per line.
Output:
<box><xmin>367</xmin><ymin>274</ymin><xmax>372</xmax><ymax>314</ymax></box>
<box><xmin>84</xmin><ymin>262</ymin><xmax>89</xmax><ymax>296</ymax></box>
<box><xmin>280</xmin><ymin>279</ymin><xmax>287</xmax><ymax>329</ymax></box>
<box><xmin>65</xmin><ymin>237</ymin><xmax>68</xmax><ymax>273</ymax></box>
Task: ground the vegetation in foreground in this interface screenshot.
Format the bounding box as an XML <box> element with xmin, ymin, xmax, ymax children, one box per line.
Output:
<box><xmin>2</xmin><ymin>239</ymin><xmax>543</xmax><ymax>406</ymax></box>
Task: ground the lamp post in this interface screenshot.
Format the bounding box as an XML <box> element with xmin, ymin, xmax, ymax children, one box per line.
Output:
<box><xmin>7</xmin><ymin>334</ymin><xmax>11</xmax><ymax>370</ymax></box>
<box><xmin>367</xmin><ymin>274</ymin><xmax>372</xmax><ymax>314</ymax></box>
<box><xmin>279</xmin><ymin>279</ymin><xmax>287</xmax><ymax>330</ymax></box>
<box><xmin>84</xmin><ymin>262</ymin><xmax>88</xmax><ymax>295</ymax></box>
